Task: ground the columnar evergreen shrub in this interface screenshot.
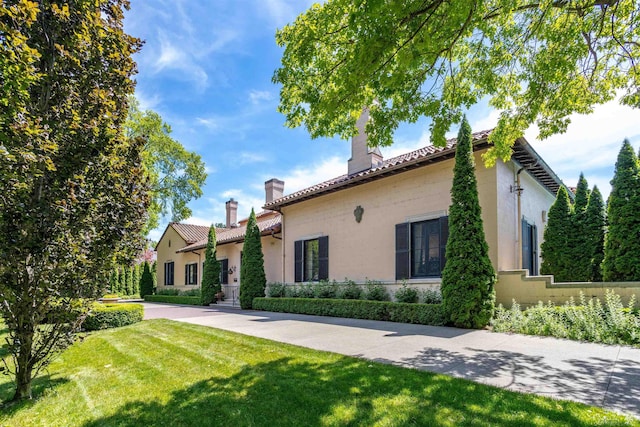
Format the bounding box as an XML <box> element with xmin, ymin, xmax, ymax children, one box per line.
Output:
<box><xmin>441</xmin><ymin>118</ymin><xmax>495</xmax><ymax>328</ymax></box>
<box><xmin>133</xmin><ymin>263</ymin><xmax>141</xmax><ymax>296</ymax></box>
<box><xmin>540</xmin><ymin>186</ymin><xmax>573</xmax><ymax>281</ymax></box>
<box><xmin>118</xmin><ymin>267</ymin><xmax>126</xmax><ymax>295</ymax></box>
<box><xmin>125</xmin><ymin>265</ymin><xmax>133</xmax><ymax>296</ymax></box>
<box><xmin>585</xmin><ymin>186</ymin><xmax>606</xmax><ymax>281</ymax></box>
<box><xmin>109</xmin><ymin>270</ymin><xmax>118</xmax><ymax>294</ymax></box>
<box><xmin>140</xmin><ymin>261</ymin><xmax>154</xmax><ymax>297</ymax></box>
<box><xmin>239</xmin><ymin>209</ymin><xmax>266</xmax><ymax>309</ymax></box>
<box><xmin>200</xmin><ymin>226</ymin><xmax>221</xmax><ymax>305</ymax></box>
<box><xmin>152</xmin><ymin>261</ymin><xmax>157</xmax><ymax>287</ymax></box>
<box><xmin>569</xmin><ymin>173</ymin><xmax>592</xmax><ymax>281</ymax></box>
<box><xmin>603</xmin><ymin>140</ymin><xmax>640</xmax><ymax>281</ymax></box>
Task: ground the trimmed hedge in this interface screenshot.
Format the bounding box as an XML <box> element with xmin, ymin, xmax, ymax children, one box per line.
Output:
<box><xmin>84</xmin><ymin>303</ymin><xmax>144</xmax><ymax>331</ymax></box>
<box><xmin>144</xmin><ymin>295</ymin><xmax>202</xmax><ymax>305</ymax></box>
<box><xmin>253</xmin><ymin>298</ymin><xmax>445</xmax><ymax>326</ymax></box>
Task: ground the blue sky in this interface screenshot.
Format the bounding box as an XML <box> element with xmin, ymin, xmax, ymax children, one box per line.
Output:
<box><xmin>124</xmin><ymin>1</ymin><xmax>640</xmax><ymax>242</ymax></box>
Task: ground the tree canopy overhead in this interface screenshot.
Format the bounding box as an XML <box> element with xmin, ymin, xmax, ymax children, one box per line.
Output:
<box><xmin>125</xmin><ymin>98</ymin><xmax>207</xmax><ymax>234</ymax></box>
<box><xmin>274</xmin><ymin>0</ymin><xmax>639</xmax><ymax>164</ymax></box>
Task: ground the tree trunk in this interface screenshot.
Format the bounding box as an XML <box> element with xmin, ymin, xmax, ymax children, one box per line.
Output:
<box><xmin>12</xmin><ymin>327</ymin><xmax>34</xmax><ymax>401</ymax></box>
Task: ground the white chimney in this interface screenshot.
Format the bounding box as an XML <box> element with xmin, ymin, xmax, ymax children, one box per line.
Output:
<box><xmin>265</xmin><ymin>178</ymin><xmax>285</xmax><ymax>204</ymax></box>
<box><xmin>347</xmin><ymin>107</ymin><xmax>383</xmax><ymax>175</ymax></box>
<box><xmin>225</xmin><ymin>198</ymin><xmax>238</xmax><ymax>228</ymax></box>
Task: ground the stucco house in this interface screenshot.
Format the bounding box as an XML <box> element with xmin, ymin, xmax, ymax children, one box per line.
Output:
<box><xmin>156</xmin><ymin>111</ymin><xmax>567</xmax><ymax>298</ymax></box>
<box><xmin>155</xmin><ymin>179</ymin><xmax>284</xmax><ymax>303</ymax></box>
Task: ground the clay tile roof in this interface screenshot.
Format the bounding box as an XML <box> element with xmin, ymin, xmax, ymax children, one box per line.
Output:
<box><xmin>176</xmin><ymin>214</ymin><xmax>281</xmax><ymax>253</ymax></box>
<box><xmin>170</xmin><ymin>223</ymin><xmax>211</xmax><ymax>244</ymax></box>
<box><xmin>265</xmin><ymin>129</ymin><xmax>493</xmax><ymax>209</ymax></box>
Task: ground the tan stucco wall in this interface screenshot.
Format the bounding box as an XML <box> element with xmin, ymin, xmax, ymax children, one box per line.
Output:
<box><xmin>495</xmin><ymin>161</ymin><xmax>555</xmax><ymax>272</ymax></box>
<box><xmin>155</xmin><ymin>226</ymin><xmax>202</xmax><ymax>292</ymax></box>
<box><xmin>496</xmin><ymin>270</ymin><xmax>640</xmax><ymax>307</ymax></box>
<box><xmin>216</xmin><ymin>235</ymin><xmax>282</xmax><ymax>286</ymax></box>
<box><xmin>280</xmin><ymin>150</ymin><xmax>499</xmax><ymax>284</ymax></box>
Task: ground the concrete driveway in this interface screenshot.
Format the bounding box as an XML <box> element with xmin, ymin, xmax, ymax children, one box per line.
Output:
<box><xmin>142</xmin><ymin>302</ymin><xmax>640</xmax><ymax>419</ymax></box>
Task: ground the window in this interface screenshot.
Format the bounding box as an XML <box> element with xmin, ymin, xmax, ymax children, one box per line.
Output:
<box><xmin>396</xmin><ymin>217</ymin><xmax>448</xmax><ymax>279</ymax></box>
<box><xmin>164</xmin><ymin>261</ymin><xmax>174</xmax><ymax>286</ymax></box>
<box><xmin>522</xmin><ymin>218</ymin><xmax>538</xmax><ymax>275</ymax></box>
<box><xmin>185</xmin><ymin>263</ymin><xmax>198</xmax><ymax>285</ymax></box>
<box><xmin>294</xmin><ymin>236</ymin><xmax>328</xmax><ymax>282</ymax></box>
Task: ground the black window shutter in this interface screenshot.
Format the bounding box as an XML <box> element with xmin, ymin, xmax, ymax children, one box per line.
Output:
<box><xmin>522</xmin><ymin>219</ymin><xmax>531</xmax><ymax>274</ymax></box>
<box><xmin>294</xmin><ymin>240</ymin><xmax>303</xmax><ymax>282</ymax></box>
<box><xmin>184</xmin><ymin>265</ymin><xmax>188</xmax><ymax>286</ymax></box>
<box><xmin>318</xmin><ymin>236</ymin><xmax>329</xmax><ymax>280</ymax></box>
<box><xmin>439</xmin><ymin>216</ymin><xmax>449</xmax><ymax>273</ymax></box>
<box><xmin>395</xmin><ymin>223</ymin><xmax>410</xmax><ymax>280</ymax></box>
<box><xmin>194</xmin><ymin>263</ymin><xmax>198</xmax><ymax>285</ymax></box>
<box><xmin>221</xmin><ymin>259</ymin><xmax>228</xmax><ymax>284</ymax></box>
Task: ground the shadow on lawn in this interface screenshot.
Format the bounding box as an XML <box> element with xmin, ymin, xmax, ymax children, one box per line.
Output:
<box><xmin>82</xmin><ymin>357</ymin><xmax>620</xmax><ymax>427</ymax></box>
<box><xmin>367</xmin><ymin>346</ymin><xmax>640</xmax><ymax>419</ymax></box>
<box><xmin>0</xmin><ymin>376</ymin><xmax>69</xmax><ymax>416</ymax></box>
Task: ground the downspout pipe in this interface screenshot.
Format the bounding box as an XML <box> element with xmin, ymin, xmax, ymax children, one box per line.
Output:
<box><xmin>515</xmin><ymin>167</ymin><xmax>525</xmax><ymax>269</ymax></box>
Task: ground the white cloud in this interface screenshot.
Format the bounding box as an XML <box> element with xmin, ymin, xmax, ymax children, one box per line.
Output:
<box><xmin>153</xmin><ymin>34</ymin><xmax>209</xmax><ymax>88</ymax></box>
<box><xmin>279</xmin><ymin>156</ymin><xmax>347</xmax><ymax>194</ymax></box>
<box><xmin>249</xmin><ymin>90</ymin><xmax>274</xmax><ymax>106</ymax></box>
<box><xmin>238</xmin><ymin>152</ymin><xmax>268</xmax><ymax>164</ymax></box>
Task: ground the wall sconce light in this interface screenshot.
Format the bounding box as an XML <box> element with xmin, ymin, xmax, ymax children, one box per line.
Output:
<box><xmin>228</xmin><ymin>265</ymin><xmax>237</xmax><ymax>275</ymax></box>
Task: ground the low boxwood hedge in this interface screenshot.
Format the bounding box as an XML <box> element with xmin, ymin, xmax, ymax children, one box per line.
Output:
<box><xmin>84</xmin><ymin>303</ymin><xmax>144</xmax><ymax>331</ymax></box>
<box><xmin>144</xmin><ymin>295</ymin><xmax>202</xmax><ymax>305</ymax></box>
<box><xmin>252</xmin><ymin>297</ymin><xmax>445</xmax><ymax>326</ymax></box>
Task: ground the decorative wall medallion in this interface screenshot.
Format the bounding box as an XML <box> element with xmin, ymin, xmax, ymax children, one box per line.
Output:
<box><xmin>354</xmin><ymin>205</ymin><xmax>364</xmax><ymax>223</ymax></box>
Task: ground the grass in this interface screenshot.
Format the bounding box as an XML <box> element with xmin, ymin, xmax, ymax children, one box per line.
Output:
<box><xmin>0</xmin><ymin>320</ymin><xmax>637</xmax><ymax>426</ymax></box>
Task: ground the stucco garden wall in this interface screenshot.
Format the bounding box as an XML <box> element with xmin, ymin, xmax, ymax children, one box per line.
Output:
<box><xmin>496</xmin><ymin>270</ymin><xmax>640</xmax><ymax>307</ymax></box>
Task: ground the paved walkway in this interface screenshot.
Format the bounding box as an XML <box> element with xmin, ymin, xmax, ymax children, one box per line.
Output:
<box><xmin>142</xmin><ymin>302</ymin><xmax>640</xmax><ymax>419</ymax></box>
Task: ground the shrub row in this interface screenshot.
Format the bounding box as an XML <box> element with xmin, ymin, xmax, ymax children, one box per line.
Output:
<box><xmin>267</xmin><ymin>280</ymin><xmax>442</xmax><ymax>304</ymax></box>
<box><xmin>253</xmin><ymin>297</ymin><xmax>446</xmax><ymax>326</ymax></box>
<box><xmin>156</xmin><ymin>288</ymin><xmax>201</xmax><ymax>297</ymax></box>
<box><xmin>84</xmin><ymin>303</ymin><xmax>144</xmax><ymax>331</ymax></box>
<box><xmin>144</xmin><ymin>295</ymin><xmax>202</xmax><ymax>305</ymax></box>
<box><xmin>491</xmin><ymin>291</ymin><xmax>640</xmax><ymax>346</ymax></box>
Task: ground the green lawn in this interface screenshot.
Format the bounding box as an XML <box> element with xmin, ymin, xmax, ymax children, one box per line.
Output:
<box><xmin>0</xmin><ymin>319</ymin><xmax>637</xmax><ymax>426</ymax></box>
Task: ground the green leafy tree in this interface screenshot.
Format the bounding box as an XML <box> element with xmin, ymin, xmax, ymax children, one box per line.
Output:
<box><xmin>239</xmin><ymin>209</ymin><xmax>266</xmax><ymax>309</ymax></box>
<box><xmin>569</xmin><ymin>173</ymin><xmax>592</xmax><ymax>281</ymax></box>
<box><xmin>603</xmin><ymin>140</ymin><xmax>640</xmax><ymax>281</ymax></box>
<box><xmin>441</xmin><ymin>118</ymin><xmax>495</xmax><ymax>328</ymax></box>
<box><xmin>540</xmin><ymin>187</ymin><xmax>574</xmax><ymax>282</ymax></box>
<box><xmin>125</xmin><ymin>98</ymin><xmax>207</xmax><ymax>234</ymax></box>
<box><xmin>140</xmin><ymin>261</ymin><xmax>154</xmax><ymax>297</ymax></box>
<box><xmin>200</xmin><ymin>226</ymin><xmax>221</xmax><ymax>306</ymax></box>
<box><xmin>585</xmin><ymin>186</ymin><xmax>606</xmax><ymax>282</ymax></box>
<box><xmin>274</xmin><ymin>1</ymin><xmax>639</xmax><ymax>164</ymax></box>
<box><xmin>0</xmin><ymin>0</ymin><xmax>147</xmax><ymax>400</ymax></box>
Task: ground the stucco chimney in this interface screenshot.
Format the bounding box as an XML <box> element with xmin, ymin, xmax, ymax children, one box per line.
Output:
<box><xmin>347</xmin><ymin>107</ymin><xmax>383</xmax><ymax>176</ymax></box>
<box><xmin>265</xmin><ymin>178</ymin><xmax>285</xmax><ymax>204</ymax></box>
<box><xmin>225</xmin><ymin>198</ymin><xmax>238</xmax><ymax>228</ymax></box>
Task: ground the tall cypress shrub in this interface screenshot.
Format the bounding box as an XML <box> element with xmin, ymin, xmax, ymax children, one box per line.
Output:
<box><xmin>117</xmin><ymin>266</ymin><xmax>126</xmax><ymax>295</ymax></box>
<box><xmin>125</xmin><ymin>265</ymin><xmax>133</xmax><ymax>296</ymax></box>
<box><xmin>109</xmin><ymin>270</ymin><xmax>118</xmax><ymax>294</ymax></box>
<box><xmin>541</xmin><ymin>186</ymin><xmax>573</xmax><ymax>281</ymax></box>
<box><xmin>569</xmin><ymin>173</ymin><xmax>591</xmax><ymax>281</ymax></box>
<box><xmin>133</xmin><ymin>263</ymin><xmax>141</xmax><ymax>296</ymax></box>
<box><xmin>440</xmin><ymin>118</ymin><xmax>495</xmax><ymax>329</ymax></box>
<box><xmin>585</xmin><ymin>186</ymin><xmax>606</xmax><ymax>281</ymax></box>
<box><xmin>140</xmin><ymin>261</ymin><xmax>154</xmax><ymax>297</ymax></box>
<box><xmin>239</xmin><ymin>209</ymin><xmax>266</xmax><ymax>309</ymax></box>
<box><xmin>200</xmin><ymin>226</ymin><xmax>221</xmax><ymax>305</ymax></box>
<box><xmin>603</xmin><ymin>140</ymin><xmax>640</xmax><ymax>281</ymax></box>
